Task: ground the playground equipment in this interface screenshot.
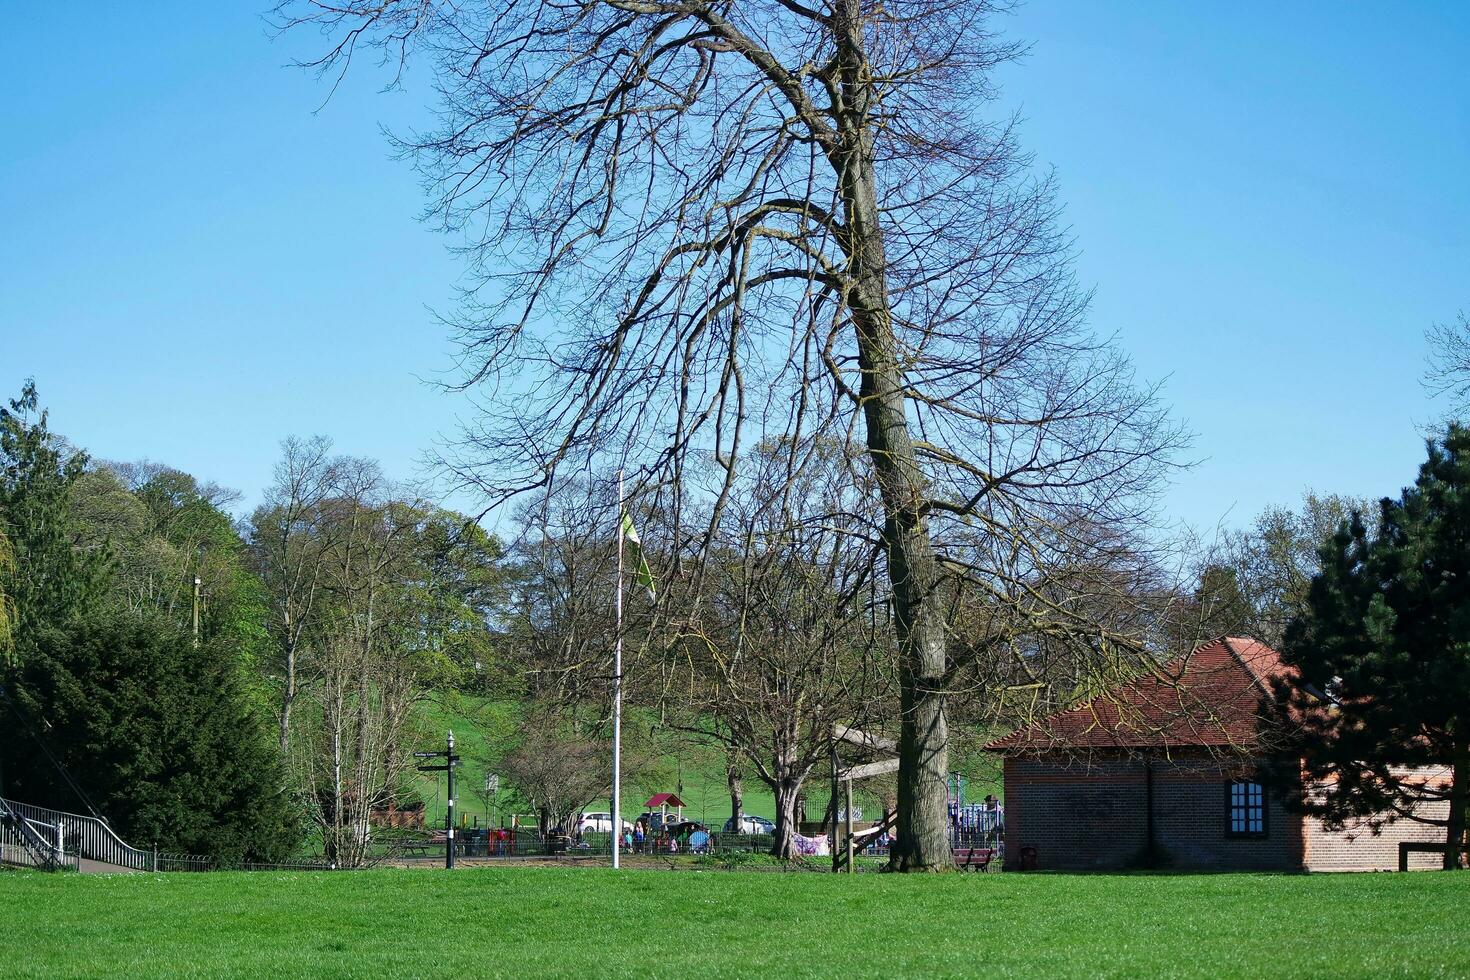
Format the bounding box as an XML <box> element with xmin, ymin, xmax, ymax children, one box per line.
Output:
<box><xmin>825</xmin><ymin>726</ymin><xmax>1004</xmax><ymax>871</ymax></box>
<box><xmin>828</xmin><ymin>725</ymin><xmax>900</xmax><ymax>873</ymax></box>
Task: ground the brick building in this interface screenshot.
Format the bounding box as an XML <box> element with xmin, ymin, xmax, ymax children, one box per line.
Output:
<box><xmin>986</xmin><ymin>637</ymin><xmax>1448</xmax><ymax>872</ymax></box>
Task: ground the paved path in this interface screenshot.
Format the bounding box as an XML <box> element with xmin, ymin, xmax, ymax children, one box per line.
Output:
<box><xmin>77</xmin><ymin>857</ymin><xmax>141</xmax><ymax>874</ymax></box>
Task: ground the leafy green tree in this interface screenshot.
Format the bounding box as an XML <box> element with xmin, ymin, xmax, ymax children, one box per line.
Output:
<box><xmin>1191</xmin><ymin>564</ymin><xmax>1254</xmax><ymax>641</ymax></box>
<box><xmin>0</xmin><ymin>381</ymin><xmax>110</xmax><ymax>652</ymax></box>
<box><xmin>69</xmin><ymin>463</ymin><xmax>271</xmax><ymax>669</ymax></box>
<box><xmin>1222</xmin><ymin>492</ymin><xmax>1377</xmax><ymax>647</ymax></box>
<box><xmin>400</xmin><ymin>508</ymin><xmax>512</xmax><ymax>688</ymax></box>
<box><xmin>1</xmin><ymin>384</ymin><xmax>296</xmax><ymax>861</ymax></box>
<box><xmin>1</xmin><ymin>611</ymin><xmax>299</xmax><ymax>863</ymax></box>
<box><xmin>1271</xmin><ymin>427</ymin><xmax>1470</xmax><ymax>869</ymax></box>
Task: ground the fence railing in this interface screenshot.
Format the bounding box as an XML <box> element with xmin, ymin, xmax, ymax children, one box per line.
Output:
<box><xmin>1</xmin><ymin>797</ymin><xmax>77</xmax><ymax>871</ymax></box>
<box><xmin>2</xmin><ymin>797</ymin><xmax>158</xmax><ymax>871</ymax></box>
<box><xmin>0</xmin><ymin>797</ymin><xmax>233</xmax><ymax>872</ymax></box>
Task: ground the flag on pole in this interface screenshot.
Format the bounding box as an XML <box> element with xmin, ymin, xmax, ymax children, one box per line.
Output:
<box><xmin>621</xmin><ymin>510</ymin><xmax>657</xmax><ymax>600</ymax></box>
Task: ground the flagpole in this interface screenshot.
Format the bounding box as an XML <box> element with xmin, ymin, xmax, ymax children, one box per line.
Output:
<box><xmin>612</xmin><ymin>469</ymin><xmax>624</xmax><ymax>870</ymax></box>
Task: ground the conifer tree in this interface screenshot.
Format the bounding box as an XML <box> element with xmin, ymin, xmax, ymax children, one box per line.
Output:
<box><xmin>1273</xmin><ymin>425</ymin><xmax>1470</xmax><ymax>869</ymax></box>
<box><xmin>3</xmin><ymin>612</ymin><xmax>299</xmax><ymax>863</ymax></box>
<box><xmin>0</xmin><ymin>381</ymin><xmax>110</xmax><ymax>652</ymax></box>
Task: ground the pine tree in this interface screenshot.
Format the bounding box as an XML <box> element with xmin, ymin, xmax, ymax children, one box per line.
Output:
<box><xmin>0</xmin><ymin>381</ymin><xmax>111</xmax><ymax>654</ymax></box>
<box><xmin>0</xmin><ymin>383</ymin><xmax>298</xmax><ymax>862</ymax></box>
<box><xmin>2</xmin><ymin>611</ymin><xmax>300</xmax><ymax>863</ymax></box>
<box><xmin>0</xmin><ymin>526</ymin><xmax>15</xmax><ymax>660</ymax></box>
<box><xmin>1272</xmin><ymin>425</ymin><xmax>1470</xmax><ymax>869</ymax></box>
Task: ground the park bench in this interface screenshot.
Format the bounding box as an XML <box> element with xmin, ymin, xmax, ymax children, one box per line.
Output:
<box><xmin>1398</xmin><ymin>841</ymin><xmax>1470</xmax><ymax>871</ymax></box>
<box><xmin>400</xmin><ymin>833</ymin><xmax>446</xmax><ymax>857</ymax></box>
<box><xmin>952</xmin><ymin>847</ymin><xmax>994</xmax><ymax>871</ymax></box>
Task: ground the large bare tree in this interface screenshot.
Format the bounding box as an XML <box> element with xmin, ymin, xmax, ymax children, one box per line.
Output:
<box><xmin>280</xmin><ymin>0</ymin><xmax>1183</xmax><ymax>868</ymax></box>
<box><xmin>1426</xmin><ymin>311</ymin><xmax>1470</xmax><ymax>421</ymax></box>
<box><xmin>250</xmin><ymin>436</ymin><xmax>340</xmax><ymax>753</ymax></box>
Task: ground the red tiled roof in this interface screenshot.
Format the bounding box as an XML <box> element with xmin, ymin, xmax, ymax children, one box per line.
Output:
<box><xmin>984</xmin><ymin>637</ymin><xmax>1295</xmax><ymax>753</ymax></box>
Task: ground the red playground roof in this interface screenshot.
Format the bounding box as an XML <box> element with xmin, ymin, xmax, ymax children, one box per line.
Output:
<box><xmin>644</xmin><ymin>793</ymin><xmax>687</xmax><ymax>808</ymax></box>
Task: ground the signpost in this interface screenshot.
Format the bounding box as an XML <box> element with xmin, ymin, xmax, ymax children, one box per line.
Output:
<box><xmin>483</xmin><ymin>772</ymin><xmax>500</xmax><ymax>828</ymax></box>
<box><xmin>416</xmin><ymin>732</ymin><xmax>460</xmax><ymax>870</ymax></box>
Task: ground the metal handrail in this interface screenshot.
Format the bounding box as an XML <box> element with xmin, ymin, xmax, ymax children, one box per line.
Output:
<box><xmin>0</xmin><ymin>797</ymin><xmax>75</xmax><ymax>871</ymax></box>
<box><xmin>2</xmin><ymin>796</ymin><xmax>155</xmax><ymax>870</ymax></box>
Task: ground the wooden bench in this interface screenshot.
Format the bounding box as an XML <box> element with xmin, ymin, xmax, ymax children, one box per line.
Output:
<box><xmin>1399</xmin><ymin>841</ymin><xmax>1469</xmax><ymax>871</ymax></box>
<box><xmin>953</xmin><ymin>847</ymin><xmax>994</xmax><ymax>871</ymax></box>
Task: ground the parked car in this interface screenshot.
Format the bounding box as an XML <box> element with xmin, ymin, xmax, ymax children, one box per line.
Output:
<box><xmin>635</xmin><ymin>811</ymin><xmax>680</xmax><ymax>833</ymax></box>
<box><xmin>721</xmin><ymin>815</ymin><xmax>775</xmax><ymax>835</ymax></box>
<box><xmin>577</xmin><ymin>812</ymin><xmax>632</xmax><ymax>834</ymax></box>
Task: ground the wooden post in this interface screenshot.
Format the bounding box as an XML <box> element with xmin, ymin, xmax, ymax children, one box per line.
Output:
<box><xmin>845</xmin><ymin>778</ymin><xmax>855</xmax><ymax>875</ymax></box>
<box><xmin>830</xmin><ymin>742</ymin><xmax>840</xmax><ymax>873</ymax></box>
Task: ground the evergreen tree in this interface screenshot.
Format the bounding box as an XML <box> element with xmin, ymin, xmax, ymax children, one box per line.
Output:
<box><xmin>1</xmin><ymin>383</ymin><xmax>297</xmax><ymax>862</ymax></box>
<box><xmin>0</xmin><ymin>526</ymin><xmax>14</xmax><ymax>659</ymax></box>
<box><xmin>2</xmin><ymin>611</ymin><xmax>299</xmax><ymax>863</ymax></box>
<box><xmin>1193</xmin><ymin>564</ymin><xmax>1254</xmax><ymax>641</ymax></box>
<box><xmin>1272</xmin><ymin>426</ymin><xmax>1470</xmax><ymax>869</ymax></box>
<box><xmin>0</xmin><ymin>381</ymin><xmax>111</xmax><ymax>652</ymax></box>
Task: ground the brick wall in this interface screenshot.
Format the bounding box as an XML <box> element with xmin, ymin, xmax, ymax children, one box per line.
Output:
<box><xmin>1151</xmin><ymin>760</ymin><xmax>1303</xmax><ymax>871</ymax></box>
<box><xmin>1003</xmin><ymin>751</ymin><xmax>1303</xmax><ymax>871</ymax></box>
<box><xmin>1003</xmin><ymin>755</ymin><xmax>1146</xmax><ymax>870</ymax></box>
<box><xmin>1303</xmin><ymin>767</ymin><xmax>1452</xmax><ymax>871</ymax></box>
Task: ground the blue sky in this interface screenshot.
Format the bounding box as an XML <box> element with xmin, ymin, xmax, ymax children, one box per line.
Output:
<box><xmin>2</xmin><ymin>2</ymin><xmax>1466</xmax><ymax>533</ymax></box>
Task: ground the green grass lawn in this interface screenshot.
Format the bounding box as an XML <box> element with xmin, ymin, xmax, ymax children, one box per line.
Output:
<box><xmin>3</xmin><ymin>867</ymin><xmax>1467</xmax><ymax>978</ymax></box>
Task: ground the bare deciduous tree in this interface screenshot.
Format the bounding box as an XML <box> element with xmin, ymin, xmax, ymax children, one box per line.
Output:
<box><xmin>279</xmin><ymin>0</ymin><xmax>1184</xmax><ymax>868</ymax></box>
<box><xmin>250</xmin><ymin>436</ymin><xmax>339</xmax><ymax>753</ymax></box>
<box><xmin>291</xmin><ymin>461</ymin><xmax>459</xmax><ymax>866</ymax></box>
<box><xmin>1426</xmin><ymin>311</ymin><xmax>1470</xmax><ymax>421</ymax></box>
<box><xmin>667</xmin><ymin>441</ymin><xmax>890</xmax><ymax>857</ymax></box>
<box><xmin>499</xmin><ymin>725</ymin><xmax>612</xmax><ymax>836</ymax></box>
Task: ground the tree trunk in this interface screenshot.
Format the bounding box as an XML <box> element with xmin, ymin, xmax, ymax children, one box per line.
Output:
<box><xmin>279</xmin><ymin>630</ymin><xmax>296</xmax><ymax>754</ymax></box>
<box><xmin>832</xmin><ymin>1</ymin><xmax>951</xmax><ymax>871</ymax></box>
<box><xmin>1446</xmin><ymin>744</ymin><xmax>1468</xmax><ymax>870</ymax></box>
<box><xmin>770</xmin><ymin>776</ymin><xmax>801</xmax><ymax>860</ymax></box>
<box><xmin>727</xmin><ymin>757</ymin><xmax>744</xmax><ymax>834</ymax></box>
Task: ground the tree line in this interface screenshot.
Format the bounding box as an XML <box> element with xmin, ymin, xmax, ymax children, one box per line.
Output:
<box><xmin>0</xmin><ymin>384</ymin><xmax>517</xmax><ymax>864</ymax></box>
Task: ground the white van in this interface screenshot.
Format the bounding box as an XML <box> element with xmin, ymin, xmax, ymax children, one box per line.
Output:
<box><xmin>578</xmin><ymin>812</ymin><xmax>632</xmax><ymax>834</ymax></box>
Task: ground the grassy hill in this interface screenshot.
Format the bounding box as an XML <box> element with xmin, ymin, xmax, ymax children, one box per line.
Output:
<box><xmin>409</xmin><ymin>692</ymin><xmax>1004</xmax><ymax>830</ymax></box>
<box><xmin>4</xmin><ymin>867</ymin><xmax>1467</xmax><ymax>977</ymax></box>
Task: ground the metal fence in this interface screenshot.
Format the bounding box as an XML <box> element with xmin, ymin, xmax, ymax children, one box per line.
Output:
<box><xmin>2</xmin><ymin>796</ymin><xmax>1004</xmax><ymax>872</ymax></box>
<box><xmin>0</xmin><ymin>797</ymin><xmax>231</xmax><ymax>873</ymax></box>
<box><xmin>1</xmin><ymin>797</ymin><xmax>77</xmax><ymax>871</ymax></box>
<box><xmin>3</xmin><ymin>797</ymin><xmax>156</xmax><ymax>870</ymax></box>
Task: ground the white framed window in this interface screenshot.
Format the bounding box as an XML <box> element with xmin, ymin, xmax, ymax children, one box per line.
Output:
<box><xmin>1226</xmin><ymin>780</ymin><xmax>1267</xmax><ymax>838</ymax></box>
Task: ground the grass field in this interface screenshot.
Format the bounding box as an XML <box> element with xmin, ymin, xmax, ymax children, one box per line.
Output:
<box><xmin>3</xmin><ymin>866</ymin><xmax>1467</xmax><ymax>978</ymax></box>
